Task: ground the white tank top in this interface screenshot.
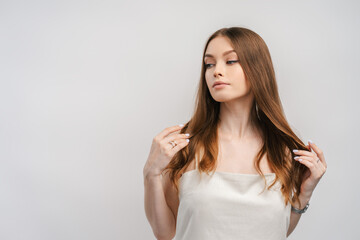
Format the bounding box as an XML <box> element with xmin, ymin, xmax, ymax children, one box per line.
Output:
<box><xmin>173</xmin><ymin>155</ymin><xmax>291</xmax><ymax>240</ymax></box>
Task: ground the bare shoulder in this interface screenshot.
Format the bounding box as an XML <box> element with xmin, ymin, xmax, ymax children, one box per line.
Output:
<box><xmin>161</xmin><ymin>170</ymin><xmax>180</xmax><ymax>223</ymax></box>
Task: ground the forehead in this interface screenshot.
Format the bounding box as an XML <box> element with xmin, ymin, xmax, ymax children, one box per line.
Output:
<box><xmin>205</xmin><ymin>36</ymin><xmax>236</xmax><ymax>57</ymax></box>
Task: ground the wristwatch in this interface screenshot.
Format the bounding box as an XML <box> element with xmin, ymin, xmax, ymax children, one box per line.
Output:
<box><xmin>291</xmin><ymin>202</ymin><xmax>310</xmax><ymax>214</ymax></box>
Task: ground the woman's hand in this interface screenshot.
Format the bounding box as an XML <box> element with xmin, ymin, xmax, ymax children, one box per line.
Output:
<box><xmin>293</xmin><ymin>140</ymin><xmax>327</xmax><ymax>198</ymax></box>
<box><xmin>143</xmin><ymin>124</ymin><xmax>191</xmax><ymax>179</ymax></box>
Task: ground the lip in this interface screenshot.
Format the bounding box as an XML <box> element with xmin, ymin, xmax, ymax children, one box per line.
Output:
<box><xmin>213</xmin><ymin>81</ymin><xmax>230</xmax><ymax>88</ymax></box>
<box><xmin>213</xmin><ymin>84</ymin><xmax>229</xmax><ymax>89</ymax></box>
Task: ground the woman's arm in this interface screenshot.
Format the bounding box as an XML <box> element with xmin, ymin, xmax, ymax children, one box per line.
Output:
<box><xmin>287</xmin><ymin>140</ymin><xmax>327</xmax><ymax>237</ymax></box>
<box><xmin>286</xmin><ymin>193</ymin><xmax>312</xmax><ymax>237</ymax></box>
<box><xmin>144</xmin><ymin>172</ymin><xmax>176</xmax><ymax>240</ymax></box>
<box><xmin>143</xmin><ymin>124</ymin><xmax>189</xmax><ymax>239</ymax></box>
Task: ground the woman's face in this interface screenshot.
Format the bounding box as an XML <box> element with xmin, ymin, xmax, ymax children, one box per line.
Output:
<box><xmin>204</xmin><ymin>36</ymin><xmax>252</xmax><ymax>102</ymax></box>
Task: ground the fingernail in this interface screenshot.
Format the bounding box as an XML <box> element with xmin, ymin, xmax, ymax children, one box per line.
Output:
<box><xmin>186</xmin><ymin>139</ymin><xmax>190</xmax><ymax>142</ymax></box>
<box><xmin>298</xmin><ymin>158</ymin><xmax>303</xmax><ymax>162</ymax></box>
<box><xmin>308</xmin><ymin>139</ymin><xmax>313</xmax><ymax>143</ymax></box>
<box><xmin>293</xmin><ymin>149</ymin><xmax>298</xmax><ymax>152</ymax></box>
<box><xmin>294</xmin><ymin>156</ymin><xmax>300</xmax><ymax>159</ymax></box>
<box><xmin>179</xmin><ymin>124</ymin><xmax>184</xmax><ymax>127</ymax></box>
<box><xmin>185</xmin><ymin>133</ymin><xmax>190</xmax><ymax>137</ymax></box>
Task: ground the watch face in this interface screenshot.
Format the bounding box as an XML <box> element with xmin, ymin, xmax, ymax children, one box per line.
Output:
<box><xmin>302</xmin><ymin>203</ymin><xmax>310</xmax><ymax>212</ymax></box>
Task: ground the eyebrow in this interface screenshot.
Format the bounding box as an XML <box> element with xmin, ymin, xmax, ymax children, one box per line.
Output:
<box><xmin>204</xmin><ymin>50</ymin><xmax>236</xmax><ymax>58</ymax></box>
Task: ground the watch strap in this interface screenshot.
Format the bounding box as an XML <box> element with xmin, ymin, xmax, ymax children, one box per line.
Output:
<box><xmin>291</xmin><ymin>202</ymin><xmax>310</xmax><ymax>214</ymax></box>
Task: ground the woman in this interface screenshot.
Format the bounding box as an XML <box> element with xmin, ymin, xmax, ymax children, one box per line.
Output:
<box><xmin>143</xmin><ymin>27</ymin><xmax>327</xmax><ymax>240</ymax></box>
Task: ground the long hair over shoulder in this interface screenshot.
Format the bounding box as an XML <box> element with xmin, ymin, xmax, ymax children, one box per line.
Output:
<box><xmin>161</xmin><ymin>27</ymin><xmax>308</xmax><ymax>207</ymax></box>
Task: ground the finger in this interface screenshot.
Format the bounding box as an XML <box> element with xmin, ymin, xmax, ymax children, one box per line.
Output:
<box><xmin>162</xmin><ymin>132</ymin><xmax>191</xmax><ymax>146</ymax></box>
<box><xmin>169</xmin><ymin>138</ymin><xmax>190</xmax><ymax>153</ymax></box>
<box><xmin>157</xmin><ymin>124</ymin><xmax>186</xmax><ymax>140</ymax></box>
<box><xmin>292</xmin><ymin>149</ymin><xmax>316</xmax><ymax>158</ymax></box>
<box><xmin>295</xmin><ymin>158</ymin><xmax>324</xmax><ymax>176</ymax></box>
<box><xmin>295</xmin><ymin>157</ymin><xmax>315</xmax><ymax>169</ymax></box>
<box><xmin>293</xmin><ymin>155</ymin><xmax>320</xmax><ymax>164</ymax></box>
<box><xmin>308</xmin><ymin>140</ymin><xmax>326</xmax><ymax>165</ymax></box>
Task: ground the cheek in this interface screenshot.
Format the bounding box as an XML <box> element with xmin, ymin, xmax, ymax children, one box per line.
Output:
<box><xmin>233</xmin><ymin>68</ymin><xmax>247</xmax><ymax>84</ymax></box>
<box><xmin>205</xmin><ymin>72</ymin><xmax>212</xmax><ymax>86</ymax></box>
<box><xmin>232</xmin><ymin>66</ymin><xmax>245</xmax><ymax>78</ymax></box>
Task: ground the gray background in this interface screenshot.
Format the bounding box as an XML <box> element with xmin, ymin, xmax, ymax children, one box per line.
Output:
<box><xmin>0</xmin><ymin>0</ymin><xmax>359</xmax><ymax>239</ymax></box>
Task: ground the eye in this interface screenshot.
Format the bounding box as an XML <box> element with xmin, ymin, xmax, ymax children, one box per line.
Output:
<box><xmin>227</xmin><ymin>60</ymin><xmax>239</xmax><ymax>64</ymax></box>
<box><xmin>204</xmin><ymin>60</ymin><xmax>239</xmax><ymax>69</ymax></box>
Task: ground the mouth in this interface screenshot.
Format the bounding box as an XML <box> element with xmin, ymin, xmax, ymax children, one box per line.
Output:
<box><xmin>212</xmin><ymin>80</ymin><xmax>230</xmax><ymax>87</ymax></box>
<box><xmin>213</xmin><ymin>83</ymin><xmax>230</xmax><ymax>88</ymax></box>
<box><xmin>213</xmin><ymin>83</ymin><xmax>229</xmax><ymax>88</ymax></box>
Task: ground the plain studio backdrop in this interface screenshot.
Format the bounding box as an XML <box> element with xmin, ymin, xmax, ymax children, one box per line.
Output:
<box><xmin>0</xmin><ymin>0</ymin><xmax>359</xmax><ymax>239</ymax></box>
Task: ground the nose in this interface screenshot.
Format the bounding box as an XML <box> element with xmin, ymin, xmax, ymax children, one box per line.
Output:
<box><xmin>213</xmin><ymin>71</ymin><xmax>223</xmax><ymax>77</ymax></box>
<box><xmin>213</xmin><ymin>64</ymin><xmax>224</xmax><ymax>78</ymax></box>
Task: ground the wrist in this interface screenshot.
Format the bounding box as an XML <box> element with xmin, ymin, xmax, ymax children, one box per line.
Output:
<box><xmin>296</xmin><ymin>194</ymin><xmax>311</xmax><ymax>208</ymax></box>
<box><xmin>143</xmin><ymin>162</ymin><xmax>160</xmax><ymax>177</ymax></box>
<box><xmin>291</xmin><ymin>194</ymin><xmax>311</xmax><ymax>214</ymax></box>
<box><xmin>143</xmin><ymin>167</ymin><xmax>161</xmax><ymax>181</ymax></box>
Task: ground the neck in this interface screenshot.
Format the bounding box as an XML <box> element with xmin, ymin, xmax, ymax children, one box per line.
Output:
<box><xmin>217</xmin><ymin>95</ymin><xmax>260</xmax><ymax>141</ymax></box>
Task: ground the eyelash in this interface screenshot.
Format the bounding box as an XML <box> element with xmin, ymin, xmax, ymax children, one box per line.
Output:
<box><xmin>204</xmin><ymin>60</ymin><xmax>239</xmax><ymax>69</ymax></box>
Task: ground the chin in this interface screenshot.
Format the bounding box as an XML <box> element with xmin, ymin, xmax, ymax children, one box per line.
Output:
<box><xmin>212</xmin><ymin>93</ymin><xmax>248</xmax><ymax>103</ymax></box>
<box><xmin>212</xmin><ymin>95</ymin><xmax>233</xmax><ymax>102</ymax></box>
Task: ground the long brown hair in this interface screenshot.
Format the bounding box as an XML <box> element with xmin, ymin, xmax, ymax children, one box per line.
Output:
<box><xmin>161</xmin><ymin>27</ymin><xmax>308</xmax><ymax>207</ymax></box>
